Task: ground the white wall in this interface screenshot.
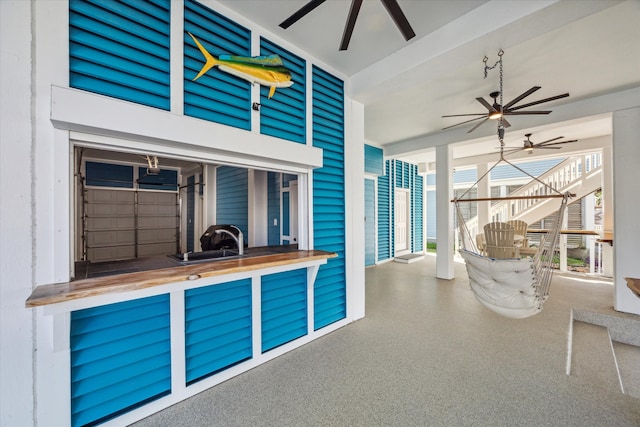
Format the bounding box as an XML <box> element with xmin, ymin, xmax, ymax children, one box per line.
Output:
<box><xmin>0</xmin><ymin>1</ymin><xmax>35</xmax><ymax>425</ymax></box>
<box><xmin>612</xmin><ymin>107</ymin><xmax>640</xmax><ymax>315</ymax></box>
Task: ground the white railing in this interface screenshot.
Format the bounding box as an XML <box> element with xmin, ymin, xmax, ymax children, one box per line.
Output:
<box><xmin>460</xmin><ymin>152</ymin><xmax>602</xmax><ymax>244</ymax></box>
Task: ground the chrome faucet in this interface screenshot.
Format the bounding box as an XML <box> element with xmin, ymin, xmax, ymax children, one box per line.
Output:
<box><xmin>215</xmin><ymin>225</ymin><xmax>244</xmax><ymax>255</ymax></box>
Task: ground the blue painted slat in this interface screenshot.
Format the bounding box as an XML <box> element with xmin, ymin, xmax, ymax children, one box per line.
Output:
<box><xmin>364</xmin><ymin>144</ymin><xmax>384</xmax><ymax>175</ymax></box>
<box><xmin>70</xmin><ymin>294</ymin><xmax>171</xmax><ymax>427</ymax></box>
<box><xmin>312</xmin><ymin>66</ymin><xmax>346</xmax><ymax>330</ymax></box>
<box><xmin>259</xmin><ymin>38</ymin><xmax>306</xmax><ymax>143</ymax></box>
<box><xmin>261</xmin><ymin>269</ymin><xmax>307</xmax><ymax>352</ymax></box>
<box><xmin>69</xmin><ymin>0</ymin><xmax>171</xmax><ymax>110</ymax></box>
<box><xmin>379</xmin><ymin>159</ymin><xmax>424</xmax><ymax>255</ymax></box>
<box><xmin>377</xmin><ymin>172</ymin><xmax>390</xmax><ymax>261</ymax></box>
<box><xmin>185</xmin><ymin>279</ymin><xmax>252</xmax><ymax>384</ymax></box>
<box><xmin>216</xmin><ymin>166</ymin><xmax>248</xmax><ymax>237</ymax></box>
<box><xmin>365</xmin><ymin>178</ymin><xmax>376</xmax><ymax>266</ymax></box>
<box><xmin>184</xmin><ymin>0</ymin><xmax>252</xmax><ymax>130</ymax></box>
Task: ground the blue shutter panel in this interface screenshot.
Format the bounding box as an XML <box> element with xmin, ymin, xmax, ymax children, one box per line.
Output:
<box><xmin>364</xmin><ymin>144</ymin><xmax>384</xmax><ymax>175</ymax></box>
<box><xmin>377</xmin><ymin>171</ymin><xmax>390</xmax><ymax>261</ymax></box>
<box><xmin>185</xmin><ymin>279</ymin><xmax>253</xmax><ymax>384</ymax></box>
<box><xmin>69</xmin><ymin>0</ymin><xmax>171</xmax><ymax>110</ymax></box>
<box><xmin>216</xmin><ymin>166</ymin><xmax>249</xmax><ymax>236</ymax></box>
<box><xmin>260</xmin><ymin>38</ymin><xmax>306</xmax><ymax>143</ymax></box>
<box><xmin>312</xmin><ymin>66</ymin><xmax>346</xmax><ymax>330</ymax></box>
<box><xmin>261</xmin><ymin>269</ymin><xmax>308</xmax><ymax>352</ymax></box>
<box><xmin>70</xmin><ymin>294</ymin><xmax>171</xmax><ymax>427</ymax></box>
<box><xmin>184</xmin><ymin>0</ymin><xmax>252</xmax><ymax>130</ymax></box>
<box><xmin>365</xmin><ymin>179</ymin><xmax>376</xmax><ymax>266</ymax></box>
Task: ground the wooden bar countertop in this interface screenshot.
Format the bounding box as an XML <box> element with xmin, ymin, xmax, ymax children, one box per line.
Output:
<box><xmin>26</xmin><ymin>249</ymin><xmax>336</xmax><ymax>308</ymax></box>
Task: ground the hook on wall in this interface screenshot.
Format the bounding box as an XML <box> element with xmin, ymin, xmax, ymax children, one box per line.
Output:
<box><xmin>252</xmin><ymin>102</ymin><xmax>261</xmax><ymax>111</ymax></box>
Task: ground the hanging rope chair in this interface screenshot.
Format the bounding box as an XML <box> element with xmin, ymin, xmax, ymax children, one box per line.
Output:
<box><xmin>452</xmin><ymin>49</ymin><xmax>573</xmax><ymax>318</ymax></box>
<box><xmin>454</xmin><ymin>160</ymin><xmax>571</xmax><ymax>319</ymax></box>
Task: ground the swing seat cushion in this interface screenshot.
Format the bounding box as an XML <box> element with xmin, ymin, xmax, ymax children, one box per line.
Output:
<box><xmin>460</xmin><ymin>249</ymin><xmax>543</xmax><ymax>319</ymax></box>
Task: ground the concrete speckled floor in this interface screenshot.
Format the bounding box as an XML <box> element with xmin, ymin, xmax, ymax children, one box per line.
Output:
<box><xmin>132</xmin><ymin>255</ymin><xmax>640</xmax><ymax>427</ymax></box>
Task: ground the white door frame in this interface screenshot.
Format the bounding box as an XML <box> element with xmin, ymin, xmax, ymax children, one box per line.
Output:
<box><xmin>394</xmin><ymin>188</ymin><xmax>411</xmax><ymax>256</ymax></box>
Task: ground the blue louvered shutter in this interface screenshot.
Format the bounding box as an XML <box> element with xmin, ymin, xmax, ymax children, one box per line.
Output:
<box><xmin>377</xmin><ymin>168</ymin><xmax>390</xmax><ymax>261</ymax></box>
<box><xmin>261</xmin><ymin>269</ymin><xmax>308</xmax><ymax>352</ymax></box>
<box><xmin>216</xmin><ymin>166</ymin><xmax>248</xmax><ymax>236</ymax></box>
<box><xmin>70</xmin><ymin>294</ymin><xmax>171</xmax><ymax>427</ymax></box>
<box><xmin>184</xmin><ymin>0</ymin><xmax>252</xmax><ymax>130</ymax></box>
<box><xmin>388</xmin><ymin>160</ymin><xmax>396</xmax><ymax>257</ymax></box>
<box><xmin>185</xmin><ymin>279</ymin><xmax>252</xmax><ymax>384</ymax></box>
<box><xmin>69</xmin><ymin>0</ymin><xmax>170</xmax><ymax>110</ymax></box>
<box><xmin>395</xmin><ymin>160</ymin><xmax>403</xmax><ymax>188</ymax></box>
<box><xmin>259</xmin><ymin>38</ymin><xmax>306</xmax><ymax>143</ymax></box>
<box><xmin>364</xmin><ymin>144</ymin><xmax>384</xmax><ymax>175</ymax></box>
<box><xmin>365</xmin><ymin>179</ymin><xmax>376</xmax><ymax>266</ymax></box>
<box><xmin>312</xmin><ymin>66</ymin><xmax>346</xmax><ymax>330</ymax></box>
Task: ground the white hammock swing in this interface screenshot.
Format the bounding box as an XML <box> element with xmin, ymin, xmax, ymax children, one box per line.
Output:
<box><xmin>454</xmin><ymin>151</ymin><xmax>572</xmax><ymax>319</ymax></box>
<box><xmin>451</xmin><ymin>49</ymin><xmax>574</xmax><ymax>318</ymax></box>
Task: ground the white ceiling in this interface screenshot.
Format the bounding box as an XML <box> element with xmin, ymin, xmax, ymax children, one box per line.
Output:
<box><xmin>215</xmin><ymin>0</ymin><xmax>640</xmax><ymax>164</ymax></box>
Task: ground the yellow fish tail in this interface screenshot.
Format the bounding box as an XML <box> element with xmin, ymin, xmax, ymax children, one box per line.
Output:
<box><xmin>188</xmin><ymin>32</ymin><xmax>218</xmax><ymax>81</ymax></box>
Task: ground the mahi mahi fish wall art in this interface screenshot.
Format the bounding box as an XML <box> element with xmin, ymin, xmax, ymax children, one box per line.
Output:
<box><xmin>188</xmin><ymin>33</ymin><xmax>294</xmax><ymax>99</ymax></box>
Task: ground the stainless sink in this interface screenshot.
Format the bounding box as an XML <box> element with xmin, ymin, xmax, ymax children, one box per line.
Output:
<box><xmin>168</xmin><ymin>249</ymin><xmax>240</xmax><ymax>264</ymax></box>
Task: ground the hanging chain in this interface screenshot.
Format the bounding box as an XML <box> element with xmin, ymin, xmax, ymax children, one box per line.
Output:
<box><xmin>483</xmin><ymin>50</ymin><xmax>505</xmax><ymax>151</ymax></box>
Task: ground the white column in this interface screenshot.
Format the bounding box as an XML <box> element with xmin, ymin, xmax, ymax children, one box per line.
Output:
<box><xmin>1</xmin><ymin>4</ymin><xmax>35</xmax><ymax>424</ymax></box>
<box><xmin>344</xmin><ymin>98</ymin><xmax>365</xmax><ymax>320</ymax></box>
<box><xmin>436</xmin><ymin>145</ymin><xmax>454</xmax><ymax>279</ymax></box>
<box><xmin>601</xmin><ymin>146</ymin><xmax>614</xmax><ymax>277</ymax></box>
<box><xmin>612</xmin><ymin>107</ymin><xmax>640</xmax><ymax>315</ymax></box>
<box><xmin>477</xmin><ymin>162</ymin><xmax>490</xmax><ymax>232</ymax></box>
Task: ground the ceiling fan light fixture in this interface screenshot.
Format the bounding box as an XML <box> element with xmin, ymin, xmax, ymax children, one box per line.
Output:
<box><xmin>489</xmin><ymin>111</ymin><xmax>502</xmax><ymax>119</ymax></box>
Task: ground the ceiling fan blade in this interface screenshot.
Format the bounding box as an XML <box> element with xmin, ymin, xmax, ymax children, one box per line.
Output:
<box><xmin>467</xmin><ymin>117</ymin><xmax>489</xmax><ymax>133</ymax></box>
<box><xmin>509</xmin><ymin>93</ymin><xmax>569</xmax><ymax>111</ymax></box>
<box><xmin>503</xmin><ymin>110</ymin><xmax>552</xmax><ymax>115</ymax></box>
<box><xmin>340</xmin><ymin>0</ymin><xmax>363</xmax><ymax>51</ymax></box>
<box><xmin>380</xmin><ymin>0</ymin><xmax>416</xmax><ymax>41</ymax></box>
<box><xmin>441</xmin><ymin>116</ymin><xmax>486</xmax><ymax>130</ymax></box>
<box><xmin>501</xmin><ymin>118</ymin><xmax>512</xmax><ymax>128</ymax></box>
<box><xmin>536</xmin><ymin>146</ymin><xmax>562</xmax><ymax>149</ymax></box>
<box><xmin>536</xmin><ymin>136</ymin><xmax>565</xmax><ymax>145</ymax></box>
<box><xmin>279</xmin><ymin>0</ymin><xmax>326</xmax><ymax>29</ymax></box>
<box><xmin>475</xmin><ymin>97</ymin><xmax>497</xmax><ymax>113</ymax></box>
<box><xmin>538</xmin><ymin>139</ymin><xmax>578</xmax><ymax>147</ymax></box>
<box><xmin>502</xmin><ymin>86</ymin><xmax>541</xmax><ymax>109</ymax></box>
<box><xmin>441</xmin><ymin>113</ymin><xmax>487</xmax><ymax>118</ymax></box>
